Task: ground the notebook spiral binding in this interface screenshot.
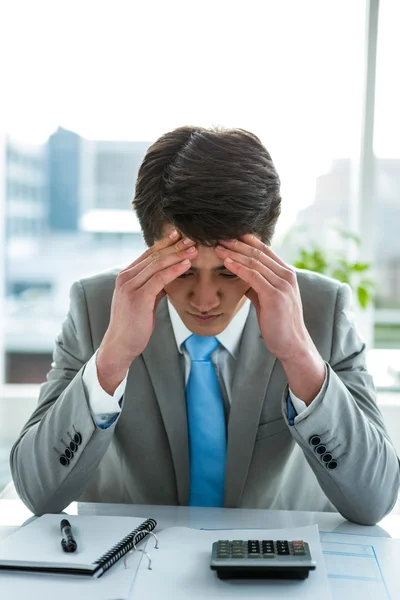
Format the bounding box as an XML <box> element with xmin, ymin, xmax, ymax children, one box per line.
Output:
<box><xmin>92</xmin><ymin>518</ymin><xmax>157</xmax><ymax>577</ymax></box>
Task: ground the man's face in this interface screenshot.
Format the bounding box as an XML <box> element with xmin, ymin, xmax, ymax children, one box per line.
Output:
<box><xmin>160</xmin><ymin>224</ymin><xmax>251</xmax><ymax>336</ymax></box>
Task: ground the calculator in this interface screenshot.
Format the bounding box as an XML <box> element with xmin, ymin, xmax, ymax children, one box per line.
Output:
<box><xmin>210</xmin><ymin>539</ymin><xmax>316</xmax><ymax>580</ymax></box>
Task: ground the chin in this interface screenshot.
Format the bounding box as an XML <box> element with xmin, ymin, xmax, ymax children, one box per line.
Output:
<box><xmin>184</xmin><ymin>319</ymin><xmax>229</xmax><ymax>337</ymax></box>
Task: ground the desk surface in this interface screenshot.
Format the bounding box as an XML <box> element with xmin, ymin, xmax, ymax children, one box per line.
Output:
<box><xmin>2</xmin><ymin>497</ymin><xmax>400</xmax><ymax>541</ymax></box>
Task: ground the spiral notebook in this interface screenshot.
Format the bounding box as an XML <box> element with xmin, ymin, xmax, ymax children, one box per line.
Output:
<box><xmin>0</xmin><ymin>514</ymin><xmax>157</xmax><ymax>578</ymax></box>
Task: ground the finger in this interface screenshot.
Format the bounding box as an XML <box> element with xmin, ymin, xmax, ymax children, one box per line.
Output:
<box><xmin>122</xmin><ymin>244</ymin><xmax>198</xmax><ymax>291</ymax></box>
<box><xmin>241</xmin><ymin>234</ymin><xmax>293</xmax><ymax>271</ymax></box>
<box><xmin>223</xmin><ymin>257</ymin><xmax>276</xmax><ymax>296</ymax></box>
<box><xmin>119</xmin><ymin>235</ymin><xmax>197</xmax><ymax>283</ymax></box>
<box><xmin>140</xmin><ymin>259</ymin><xmax>192</xmax><ymax>299</ymax></box>
<box><xmin>120</xmin><ymin>230</ymin><xmax>195</xmax><ymax>275</ymax></box>
<box><xmin>217</xmin><ymin>235</ymin><xmax>293</xmax><ymax>280</ymax></box>
<box><xmin>216</xmin><ymin>246</ymin><xmax>283</xmax><ymax>289</ymax></box>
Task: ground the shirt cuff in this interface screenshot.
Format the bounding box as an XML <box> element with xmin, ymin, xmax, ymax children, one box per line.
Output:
<box><xmin>82</xmin><ymin>349</ymin><xmax>128</xmax><ymax>428</ymax></box>
<box><xmin>287</xmin><ymin>363</ymin><xmax>328</xmax><ymax>425</ymax></box>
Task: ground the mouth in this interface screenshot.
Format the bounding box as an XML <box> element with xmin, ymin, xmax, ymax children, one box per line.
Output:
<box><xmin>189</xmin><ymin>313</ymin><xmax>222</xmax><ymax>324</ymax></box>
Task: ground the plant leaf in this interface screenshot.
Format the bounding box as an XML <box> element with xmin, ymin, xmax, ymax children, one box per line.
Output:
<box><xmin>352</xmin><ymin>263</ymin><xmax>370</xmax><ymax>272</ymax></box>
<box><xmin>357</xmin><ymin>286</ymin><xmax>370</xmax><ymax>309</ymax></box>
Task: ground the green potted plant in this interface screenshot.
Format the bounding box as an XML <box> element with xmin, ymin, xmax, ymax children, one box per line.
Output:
<box><xmin>281</xmin><ymin>225</ymin><xmax>377</xmax><ymax>310</ymax></box>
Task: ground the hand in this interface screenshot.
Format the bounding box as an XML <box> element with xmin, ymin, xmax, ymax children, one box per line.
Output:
<box><xmin>214</xmin><ymin>235</ymin><xmax>314</xmax><ymax>363</ymax></box>
<box><xmin>97</xmin><ymin>231</ymin><xmax>198</xmax><ymax>394</ymax></box>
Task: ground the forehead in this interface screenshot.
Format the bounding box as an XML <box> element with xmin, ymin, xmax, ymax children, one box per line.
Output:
<box><xmin>191</xmin><ymin>245</ymin><xmax>225</xmax><ymax>271</ymax></box>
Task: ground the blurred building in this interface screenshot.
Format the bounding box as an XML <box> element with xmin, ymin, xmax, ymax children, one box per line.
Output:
<box><xmin>2</xmin><ymin>129</ymin><xmax>150</xmax><ymax>382</ymax></box>
<box><xmin>5</xmin><ymin>137</ymin><xmax>48</xmax><ymax>294</ymax></box>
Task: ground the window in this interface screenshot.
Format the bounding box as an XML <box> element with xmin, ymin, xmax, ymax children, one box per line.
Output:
<box><xmin>373</xmin><ymin>0</ymin><xmax>400</xmax><ymax>348</ymax></box>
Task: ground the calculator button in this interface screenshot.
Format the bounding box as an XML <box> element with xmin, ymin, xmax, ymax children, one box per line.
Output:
<box><xmin>276</xmin><ymin>541</ymin><xmax>290</xmax><ymax>555</ymax></box>
<box><xmin>247</xmin><ymin>541</ymin><xmax>261</xmax><ymax>554</ymax></box>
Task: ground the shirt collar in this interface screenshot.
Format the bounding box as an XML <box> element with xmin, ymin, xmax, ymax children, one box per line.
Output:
<box><xmin>167</xmin><ymin>297</ymin><xmax>251</xmax><ymax>359</ymax></box>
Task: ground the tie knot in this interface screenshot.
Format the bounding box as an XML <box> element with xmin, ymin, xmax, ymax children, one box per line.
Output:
<box><xmin>184</xmin><ymin>335</ymin><xmax>219</xmax><ymax>361</ymax></box>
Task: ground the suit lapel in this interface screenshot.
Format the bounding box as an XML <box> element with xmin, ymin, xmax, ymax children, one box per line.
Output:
<box><xmin>141</xmin><ymin>298</ymin><xmax>189</xmax><ymax>505</ymax></box>
<box><xmin>224</xmin><ymin>305</ymin><xmax>277</xmax><ymax>507</ymax></box>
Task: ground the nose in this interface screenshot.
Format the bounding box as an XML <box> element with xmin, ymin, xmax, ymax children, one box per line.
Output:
<box><xmin>189</xmin><ymin>281</ymin><xmax>220</xmax><ymax>314</ymax></box>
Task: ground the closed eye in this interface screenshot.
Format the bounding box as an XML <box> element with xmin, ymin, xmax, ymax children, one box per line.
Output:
<box><xmin>177</xmin><ymin>272</ymin><xmax>238</xmax><ymax>279</ymax></box>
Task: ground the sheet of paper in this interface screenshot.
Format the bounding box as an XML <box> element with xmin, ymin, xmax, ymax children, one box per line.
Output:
<box><xmin>129</xmin><ymin>524</ymin><xmax>331</xmax><ymax>600</ymax></box>
<box><xmin>320</xmin><ymin>530</ymin><xmax>400</xmax><ymax>600</ymax></box>
<box><xmin>0</xmin><ymin>514</ymin><xmax>148</xmax><ymax>600</ymax></box>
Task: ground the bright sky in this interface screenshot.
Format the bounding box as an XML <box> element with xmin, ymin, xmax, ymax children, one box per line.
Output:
<box><xmin>0</xmin><ymin>0</ymin><xmax>398</xmax><ymax>235</ymax></box>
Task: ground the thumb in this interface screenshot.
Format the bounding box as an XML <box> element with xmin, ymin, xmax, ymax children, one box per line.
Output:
<box><xmin>245</xmin><ymin>287</ymin><xmax>260</xmax><ymax>309</ymax></box>
<box><xmin>154</xmin><ymin>289</ymin><xmax>167</xmax><ymax>312</ymax></box>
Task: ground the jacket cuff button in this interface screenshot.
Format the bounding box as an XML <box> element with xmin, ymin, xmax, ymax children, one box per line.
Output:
<box><xmin>309</xmin><ymin>435</ymin><xmax>321</xmax><ymax>446</ymax></box>
<box><xmin>64</xmin><ymin>448</ymin><xmax>74</xmax><ymax>460</ymax></box>
<box><xmin>59</xmin><ymin>455</ymin><xmax>69</xmax><ymax>466</ymax></box>
<box><xmin>327</xmin><ymin>460</ymin><xmax>338</xmax><ymax>470</ymax></box>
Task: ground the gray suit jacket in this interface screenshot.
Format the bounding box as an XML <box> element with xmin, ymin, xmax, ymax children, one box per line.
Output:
<box><xmin>10</xmin><ymin>267</ymin><xmax>400</xmax><ymax>523</ymax></box>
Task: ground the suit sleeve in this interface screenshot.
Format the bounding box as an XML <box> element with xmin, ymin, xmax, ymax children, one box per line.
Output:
<box><xmin>9</xmin><ymin>280</ymin><xmax>119</xmax><ymax>516</ymax></box>
<box><xmin>282</xmin><ymin>282</ymin><xmax>400</xmax><ymax>525</ymax></box>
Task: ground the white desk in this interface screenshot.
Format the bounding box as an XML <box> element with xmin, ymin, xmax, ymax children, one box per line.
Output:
<box><xmin>1</xmin><ymin>498</ymin><xmax>400</xmax><ymax>599</ymax></box>
<box><xmin>1</xmin><ymin>497</ymin><xmax>400</xmax><ymax>539</ymax></box>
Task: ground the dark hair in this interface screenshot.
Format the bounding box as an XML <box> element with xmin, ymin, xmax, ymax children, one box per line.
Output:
<box><xmin>133</xmin><ymin>125</ymin><xmax>281</xmax><ymax>247</ymax></box>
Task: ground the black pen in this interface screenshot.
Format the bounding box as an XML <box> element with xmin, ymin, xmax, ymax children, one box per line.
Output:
<box><xmin>60</xmin><ymin>518</ymin><xmax>78</xmax><ymax>553</ymax></box>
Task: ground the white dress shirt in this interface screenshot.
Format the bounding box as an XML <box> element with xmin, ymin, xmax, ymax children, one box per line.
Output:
<box><xmin>83</xmin><ymin>299</ymin><xmax>327</xmax><ymax>427</ymax></box>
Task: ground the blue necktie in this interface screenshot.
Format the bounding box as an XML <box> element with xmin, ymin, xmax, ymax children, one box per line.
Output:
<box><xmin>184</xmin><ymin>335</ymin><xmax>226</xmax><ymax>507</ymax></box>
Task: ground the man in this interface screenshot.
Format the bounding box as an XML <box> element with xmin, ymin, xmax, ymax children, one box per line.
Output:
<box><xmin>10</xmin><ymin>126</ymin><xmax>400</xmax><ymax>523</ymax></box>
